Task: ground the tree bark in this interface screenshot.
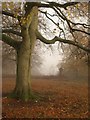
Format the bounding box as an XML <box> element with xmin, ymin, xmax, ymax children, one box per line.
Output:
<box><xmin>13</xmin><ymin>6</ymin><xmax>38</xmax><ymax>101</ymax></box>
<box><xmin>13</xmin><ymin>28</ymin><xmax>32</xmax><ymax>101</ymax></box>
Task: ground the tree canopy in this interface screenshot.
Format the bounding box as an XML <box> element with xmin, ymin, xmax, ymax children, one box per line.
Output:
<box><xmin>2</xmin><ymin>1</ymin><xmax>90</xmax><ymax>53</ymax></box>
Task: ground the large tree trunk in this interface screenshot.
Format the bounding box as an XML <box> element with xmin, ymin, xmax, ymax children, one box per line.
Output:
<box><xmin>14</xmin><ymin>41</ymin><xmax>32</xmax><ymax>101</ymax></box>
<box><xmin>13</xmin><ymin>6</ymin><xmax>38</xmax><ymax>101</ymax></box>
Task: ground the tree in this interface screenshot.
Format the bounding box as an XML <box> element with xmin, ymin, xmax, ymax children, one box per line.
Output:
<box><xmin>59</xmin><ymin>46</ymin><xmax>88</xmax><ymax>79</ymax></box>
<box><xmin>57</xmin><ymin>30</ymin><xmax>89</xmax><ymax>79</ymax></box>
<box><xmin>2</xmin><ymin>1</ymin><xmax>90</xmax><ymax>101</ymax></box>
<box><xmin>2</xmin><ymin>41</ymin><xmax>42</xmax><ymax>76</ymax></box>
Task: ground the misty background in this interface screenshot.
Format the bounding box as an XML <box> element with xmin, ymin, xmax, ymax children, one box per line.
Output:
<box><xmin>2</xmin><ymin>1</ymin><xmax>88</xmax><ymax>81</ymax></box>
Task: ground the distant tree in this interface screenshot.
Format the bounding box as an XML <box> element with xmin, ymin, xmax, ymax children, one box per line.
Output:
<box><xmin>2</xmin><ymin>2</ymin><xmax>90</xmax><ymax>101</ymax></box>
<box><xmin>57</xmin><ymin>29</ymin><xmax>89</xmax><ymax>79</ymax></box>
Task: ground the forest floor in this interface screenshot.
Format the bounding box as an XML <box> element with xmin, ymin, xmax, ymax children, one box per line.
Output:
<box><xmin>2</xmin><ymin>75</ymin><xmax>88</xmax><ymax>119</ymax></box>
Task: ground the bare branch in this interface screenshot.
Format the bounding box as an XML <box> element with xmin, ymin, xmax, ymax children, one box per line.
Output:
<box><xmin>39</xmin><ymin>10</ymin><xmax>64</xmax><ymax>32</ymax></box>
<box><xmin>53</xmin><ymin>7</ymin><xmax>90</xmax><ymax>36</ymax></box>
<box><xmin>2</xmin><ymin>10</ymin><xmax>17</xmax><ymax>18</ymax></box>
<box><xmin>2</xmin><ymin>10</ymin><xmax>21</xmax><ymax>26</ymax></box>
<box><xmin>2</xmin><ymin>29</ymin><xmax>22</xmax><ymax>36</ymax></box>
<box><xmin>72</xmin><ymin>28</ymin><xmax>90</xmax><ymax>35</ymax></box>
<box><xmin>2</xmin><ymin>34</ymin><xmax>21</xmax><ymax>49</ymax></box>
<box><xmin>36</xmin><ymin>30</ymin><xmax>90</xmax><ymax>53</ymax></box>
<box><xmin>24</xmin><ymin>2</ymin><xmax>79</xmax><ymax>9</ymax></box>
<box><xmin>47</xmin><ymin>2</ymin><xmax>79</xmax><ymax>10</ymax></box>
<box><xmin>70</xmin><ymin>21</ymin><xmax>90</xmax><ymax>29</ymax></box>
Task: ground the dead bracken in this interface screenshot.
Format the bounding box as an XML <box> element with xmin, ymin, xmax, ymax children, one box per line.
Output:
<box><xmin>2</xmin><ymin>76</ymin><xmax>88</xmax><ymax>118</ymax></box>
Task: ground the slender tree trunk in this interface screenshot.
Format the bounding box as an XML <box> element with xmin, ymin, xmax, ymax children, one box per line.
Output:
<box><xmin>13</xmin><ymin>6</ymin><xmax>38</xmax><ymax>101</ymax></box>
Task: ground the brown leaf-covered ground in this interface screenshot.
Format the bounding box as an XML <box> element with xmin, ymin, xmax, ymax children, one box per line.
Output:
<box><xmin>2</xmin><ymin>76</ymin><xmax>88</xmax><ymax>119</ymax></box>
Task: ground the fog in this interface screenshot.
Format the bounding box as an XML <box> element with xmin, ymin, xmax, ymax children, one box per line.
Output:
<box><xmin>2</xmin><ymin>1</ymin><xmax>88</xmax><ymax>81</ymax></box>
<box><xmin>2</xmin><ymin>44</ymin><xmax>63</xmax><ymax>76</ymax></box>
<box><xmin>2</xmin><ymin>44</ymin><xmax>88</xmax><ymax>81</ymax></box>
<box><xmin>40</xmin><ymin>49</ymin><xmax>63</xmax><ymax>75</ymax></box>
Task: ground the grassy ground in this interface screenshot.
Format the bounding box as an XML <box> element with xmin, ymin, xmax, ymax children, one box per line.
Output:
<box><xmin>2</xmin><ymin>76</ymin><xmax>88</xmax><ymax>119</ymax></box>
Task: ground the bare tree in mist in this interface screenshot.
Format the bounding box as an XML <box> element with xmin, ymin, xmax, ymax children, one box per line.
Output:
<box><xmin>58</xmin><ymin>31</ymin><xmax>88</xmax><ymax>80</ymax></box>
<box><xmin>2</xmin><ymin>2</ymin><xmax>90</xmax><ymax>101</ymax></box>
